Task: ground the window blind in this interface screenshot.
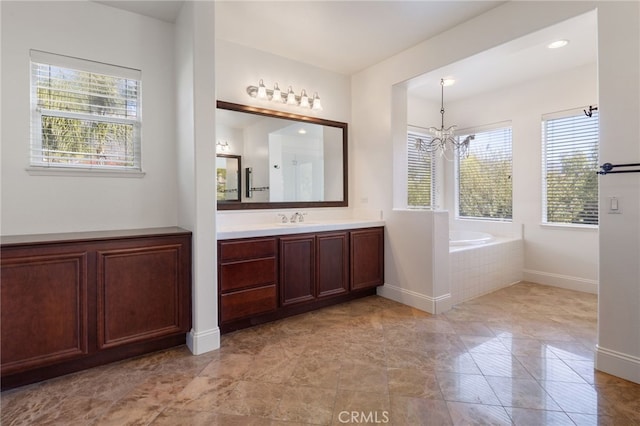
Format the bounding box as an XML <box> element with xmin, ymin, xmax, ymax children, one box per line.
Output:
<box><xmin>457</xmin><ymin>125</ymin><xmax>512</xmax><ymax>220</ymax></box>
<box><xmin>407</xmin><ymin>131</ymin><xmax>435</xmax><ymax>207</ymax></box>
<box><xmin>30</xmin><ymin>51</ymin><xmax>141</xmax><ymax>170</ymax></box>
<box><xmin>542</xmin><ymin>109</ymin><xmax>599</xmax><ymax>225</ymax></box>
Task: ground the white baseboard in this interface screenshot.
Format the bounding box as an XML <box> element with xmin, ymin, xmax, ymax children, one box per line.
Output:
<box><xmin>186</xmin><ymin>327</ymin><xmax>220</xmax><ymax>355</ymax></box>
<box><xmin>377</xmin><ymin>283</ymin><xmax>452</xmax><ymax>314</ymax></box>
<box><xmin>523</xmin><ymin>269</ymin><xmax>598</xmax><ymax>294</ymax></box>
<box><xmin>596</xmin><ymin>345</ymin><xmax>640</xmax><ymax>384</ymax></box>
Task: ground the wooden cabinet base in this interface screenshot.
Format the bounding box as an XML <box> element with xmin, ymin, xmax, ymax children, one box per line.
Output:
<box><xmin>1</xmin><ymin>334</ymin><xmax>185</xmax><ymax>390</ymax></box>
<box><xmin>1</xmin><ymin>228</ymin><xmax>192</xmax><ymax>391</ymax></box>
<box><xmin>221</xmin><ymin>287</ymin><xmax>376</xmax><ymax>334</ymax></box>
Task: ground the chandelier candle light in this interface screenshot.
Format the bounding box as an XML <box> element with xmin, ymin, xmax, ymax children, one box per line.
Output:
<box><xmin>247</xmin><ymin>79</ymin><xmax>322</xmax><ymax>111</ymax></box>
<box><xmin>416</xmin><ymin>78</ymin><xmax>472</xmax><ymax>159</ymax></box>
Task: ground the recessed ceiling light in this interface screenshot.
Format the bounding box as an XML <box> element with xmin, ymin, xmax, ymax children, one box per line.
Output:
<box><xmin>442</xmin><ymin>78</ymin><xmax>456</xmax><ymax>87</ymax></box>
<box><xmin>547</xmin><ymin>39</ymin><xmax>569</xmax><ymax>49</ymax></box>
<box><xmin>298</xmin><ymin>128</ymin><xmax>307</xmax><ymax>134</ymax></box>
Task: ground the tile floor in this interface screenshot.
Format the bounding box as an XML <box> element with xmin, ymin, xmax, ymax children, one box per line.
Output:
<box><xmin>2</xmin><ymin>282</ymin><xmax>639</xmax><ymax>425</ymax></box>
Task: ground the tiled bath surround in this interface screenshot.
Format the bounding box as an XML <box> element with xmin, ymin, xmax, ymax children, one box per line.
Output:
<box><xmin>449</xmin><ymin>221</ymin><xmax>524</xmax><ymax>306</ymax></box>
<box><xmin>450</xmin><ymin>237</ymin><xmax>524</xmax><ymax>305</ymax></box>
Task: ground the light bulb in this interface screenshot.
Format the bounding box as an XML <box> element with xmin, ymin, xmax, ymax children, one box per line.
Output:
<box><xmin>300</xmin><ymin>90</ymin><xmax>310</xmax><ymax>108</ymax></box>
<box><xmin>272</xmin><ymin>83</ymin><xmax>282</xmax><ymax>102</ymax></box>
<box><xmin>286</xmin><ymin>86</ymin><xmax>297</xmax><ymax>105</ymax></box>
<box><xmin>312</xmin><ymin>93</ymin><xmax>323</xmax><ymax>111</ymax></box>
<box><xmin>257</xmin><ymin>79</ymin><xmax>267</xmax><ymax>100</ymax></box>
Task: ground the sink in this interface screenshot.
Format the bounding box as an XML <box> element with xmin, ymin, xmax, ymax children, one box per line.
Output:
<box><xmin>275</xmin><ymin>221</ymin><xmax>316</xmax><ymax>226</ymax></box>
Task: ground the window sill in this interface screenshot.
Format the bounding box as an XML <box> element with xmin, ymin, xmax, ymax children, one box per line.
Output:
<box><xmin>540</xmin><ymin>222</ymin><xmax>598</xmax><ymax>231</ymax></box>
<box><xmin>26</xmin><ymin>166</ymin><xmax>145</xmax><ymax>178</ymax></box>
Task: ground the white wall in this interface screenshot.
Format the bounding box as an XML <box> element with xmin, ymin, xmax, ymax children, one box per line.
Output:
<box><xmin>353</xmin><ymin>1</ymin><xmax>639</xmax><ymax>383</ymax></box>
<box><xmin>412</xmin><ymin>63</ymin><xmax>599</xmax><ymax>293</ymax></box>
<box><xmin>1</xmin><ymin>1</ymin><xmax>178</xmax><ymax>235</ymax></box>
<box><xmin>595</xmin><ymin>2</ymin><xmax>640</xmax><ymax>384</ymax></box>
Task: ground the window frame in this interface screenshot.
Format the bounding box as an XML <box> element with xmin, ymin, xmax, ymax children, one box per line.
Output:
<box><xmin>455</xmin><ymin>122</ymin><xmax>513</xmax><ymax>222</ymax></box>
<box><xmin>541</xmin><ymin>107</ymin><xmax>599</xmax><ymax>227</ymax></box>
<box><xmin>28</xmin><ymin>50</ymin><xmax>144</xmax><ymax>177</ymax></box>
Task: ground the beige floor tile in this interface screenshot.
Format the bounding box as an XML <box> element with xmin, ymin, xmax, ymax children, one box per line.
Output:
<box><xmin>446</xmin><ymin>401</ymin><xmax>511</xmax><ymax>426</ymax></box>
<box><xmin>486</xmin><ymin>376</ymin><xmax>561</xmax><ymax>410</ymax></box>
<box><xmin>331</xmin><ymin>389</ymin><xmax>390</xmax><ymax>426</ymax></box>
<box><xmin>505</xmin><ymin>407</ymin><xmax>574</xmax><ymax>425</ymax></box>
<box><xmin>272</xmin><ymin>385</ymin><xmax>336</xmax><ymax>424</ymax></box>
<box><xmin>390</xmin><ymin>395</ymin><xmax>452</xmax><ymax>425</ymax></box>
<box><xmin>387</xmin><ymin>367</ymin><xmax>442</xmax><ymax>399</ymax></box>
<box><xmin>436</xmin><ymin>372</ymin><xmax>501</xmax><ymax>405</ymax></box>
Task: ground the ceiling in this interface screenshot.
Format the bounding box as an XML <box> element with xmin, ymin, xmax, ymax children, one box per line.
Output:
<box><xmin>214</xmin><ymin>1</ymin><xmax>504</xmax><ymax>75</ymax></box>
<box><xmin>93</xmin><ymin>1</ymin><xmax>597</xmax><ymax>103</ymax></box>
<box><xmin>408</xmin><ymin>10</ymin><xmax>597</xmax><ymax>102</ymax></box>
<box><xmin>93</xmin><ymin>1</ymin><xmax>504</xmax><ymax>75</ymax></box>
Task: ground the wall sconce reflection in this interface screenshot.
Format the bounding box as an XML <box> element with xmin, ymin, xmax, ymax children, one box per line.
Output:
<box><xmin>216</xmin><ymin>140</ymin><xmax>230</xmax><ymax>153</ymax></box>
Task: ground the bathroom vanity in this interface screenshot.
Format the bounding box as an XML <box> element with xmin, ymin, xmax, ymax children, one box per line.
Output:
<box><xmin>218</xmin><ymin>221</ymin><xmax>384</xmax><ymax>332</ymax></box>
<box><xmin>0</xmin><ymin>227</ymin><xmax>192</xmax><ymax>389</ymax></box>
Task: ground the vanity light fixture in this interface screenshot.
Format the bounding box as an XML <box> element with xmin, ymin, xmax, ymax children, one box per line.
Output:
<box><xmin>216</xmin><ymin>140</ymin><xmax>230</xmax><ymax>153</ymax></box>
<box><xmin>247</xmin><ymin>80</ymin><xmax>323</xmax><ymax>111</ymax></box>
<box><xmin>416</xmin><ymin>78</ymin><xmax>471</xmax><ymax>159</ymax></box>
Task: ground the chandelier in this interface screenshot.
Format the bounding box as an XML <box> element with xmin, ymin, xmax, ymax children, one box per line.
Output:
<box><xmin>415</xmin><ymin>78</ymin><xmax>472</xmax><ymax>159</ymax></box>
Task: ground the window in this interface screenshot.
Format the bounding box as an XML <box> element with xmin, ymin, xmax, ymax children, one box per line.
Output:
<box><xmin>407</xmin><ymin>130</ymin><xmax>436</xmax><ymax>208</ymax></box>
<box><xmin>543</xmin><ymin>108</ymin><xmax>599</xmax><ymax>225</ymax></box>
<box><xmin>457</xmin><ymin>125</ymin><xmax>512</xmax><ymax>220</ymax></box>
<box><xmin>30</xmin><ymin>50</ymin><xmax>141</xmax><ymax>172</ymax></box>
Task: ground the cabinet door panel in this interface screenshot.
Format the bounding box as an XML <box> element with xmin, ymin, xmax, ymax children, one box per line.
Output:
<box><xmin>1</xmin><ymin>253</ymin><xmax>89</xmax><ymax>375</ymax></box>
<box><xmin>219</xmin><ymin>238</ymin><xmax>276</xmax><ymax>261</ymax></box>
<box><xmin>220</xmin><ymin>285</ymin><xmax>277</xmax><ymax>322</ymax></box>
<box><xmin>351</xmin><ymin>228</ymin><xmax>384</xmax><ymax>290</ymax></box>
<box><xmin>220</xmin><ymin>258</ymin><xmax>276</xmax><ymax>292</ymax></box>
<box><xmin>97</xmin><ymin>244</ymin><xmax>187</xmax><ymax>349</ymax></box>
<box><xmin>316</xmin><ymin>232</ymin><xmax>349</xmax><ymax>298</ymax></box>
<box><xmin>280</xmin><ymin>235</ymin><xmax>315</xmax><ymax>306</ymax></box>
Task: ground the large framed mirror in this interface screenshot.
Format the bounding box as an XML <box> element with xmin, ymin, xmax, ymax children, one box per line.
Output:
<box><xmin>216</xmin><ymin>101</ymin><xmax>348</xmax><ymax>210</ymax></box>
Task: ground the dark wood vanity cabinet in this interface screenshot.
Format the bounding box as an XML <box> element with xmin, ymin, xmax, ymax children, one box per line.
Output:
<box><xmin>1</xmin><ymin>228</ymin><xmax>192</xmax><ymax>390</ymax></box>
<box><xmin>316</xmin><ymin>232</ymin><xmax>350</xmax><ymax>298</ymax></box>
<box><xmin>218</xmin><ymin>237</ymin><xmax>278</xmax><ymax>323</ymax></box>
<box><xmin>280</xmin><ymin>235</ymin><xmax>316</xmax><ymax>306</ymax></box>
<box><xmin>219</xmin><ymin>227</ymin><xmax>383</xmax><ymax>332</ymax></box>
<box><xmin>280</xmin><ymin>231</ymin><xmax>349</xmax><ymax>306</ymax></box>
<box><xmin>350</xmin><ymin>227</ymin><xmax>385</xmax><ymax>291</ymax></box>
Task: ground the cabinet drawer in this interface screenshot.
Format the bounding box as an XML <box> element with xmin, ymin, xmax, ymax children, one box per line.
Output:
<box><xmin>219</xmin><ymin>238</ymin><xmax>276</xmax><ymax>261</ymax></box>
<box><xmin>220</xmin><ymin>285</ymin><xmax>277</xmax><ymax>322</ymax></box>
<box><xmin>220</xmin><ymin>257</ymin><xmax>277</xmax><ymax>292</ymax></box>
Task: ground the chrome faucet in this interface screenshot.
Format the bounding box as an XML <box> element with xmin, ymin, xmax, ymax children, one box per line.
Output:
<box><xmin>277</xmin><ymin>213</ymin><xmax>288</xmax><ymax>223</ymax></box>
<box><xmin>289</xmin><ymin>212</ymin><xmax>306</xmax><ymax>223</ymax></box>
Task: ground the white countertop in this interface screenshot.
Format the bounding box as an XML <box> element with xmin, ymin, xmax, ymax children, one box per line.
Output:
<box><xmin>217</xmin><ymin>219</ymin><xmax>385</xmax><ymax>240</ymax></box>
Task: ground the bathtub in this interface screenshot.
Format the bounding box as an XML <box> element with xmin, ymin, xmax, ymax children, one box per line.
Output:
<box><xmin>449</xmin><ymin>230</ymin><xmax>493</xmax><ymax>246</ymax></box>
<box><xmin>449</xmin><ymin>231</ymin><xmax>523</xmax><ymax>305</ymax></box>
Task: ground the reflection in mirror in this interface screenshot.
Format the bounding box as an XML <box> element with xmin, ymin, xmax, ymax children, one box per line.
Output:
<box><xmin>216</xmin><ymin>101</ymin><xmax>348</xmax><ymax>210</ymax></box>
<box><xmin>216</xmin><ymin>154</ymin><xmax>241</xmax><ymax>202</ymax></box>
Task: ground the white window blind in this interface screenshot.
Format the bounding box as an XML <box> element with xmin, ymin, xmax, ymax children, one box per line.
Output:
<box><xmin>457</xmin><ymin>125</ymin><xmax>512</xmax><ymax>220</ymax></box>
<box><xmin>407</xmin><ymin>130</ymin><xmax>435</xmax><ymax>208</ymax></box>
<box><xmin>30</xmin><ymin>50</ymin><xmax>142</xmax><ymax>171</ymax></box>
<box><xmin>542</xmin><ymin>108</ymin><xmax>599</xmax><ymax>225</ymax></box>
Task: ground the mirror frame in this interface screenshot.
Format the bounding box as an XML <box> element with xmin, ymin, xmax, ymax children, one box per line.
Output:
<box><xmin>216</xmin><ymin>100</ymin><xmax>348</xmax><ymax>210</ymax></box>
<box><xmin>216</xmin><ymin>154</ymin><xmax>242</xmax><ymax>203</ymax></box>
